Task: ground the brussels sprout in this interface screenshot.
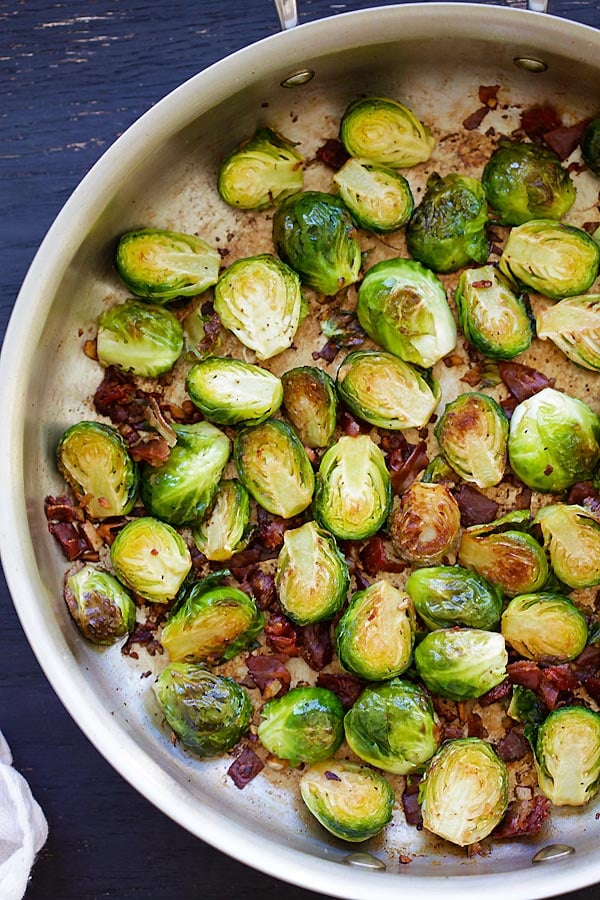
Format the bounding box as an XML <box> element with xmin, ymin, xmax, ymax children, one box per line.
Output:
<box><xmin>257</xmin><ymin>686</ymin><xmax>345</xmax><ymax>767</ymax></box>
<box><xmin>389</xmin><ymin>482</ymin><xmax>461</xmax><ymax>566</ymax></box>
<box><xmin>508</xmin><ymin>387</ymin><xmax>600</xmax><ymax>492</ymax></box>
<box><xmin>421</xmin><ymin>454</ymin><xmax>456</xmax><ymax>484</ymax></box>
<box><xmin>339</xmin><ymin>96</ymin><xmax>435</xmax><ymax>168</ymax></box>
<box><xmin>406</xmin><ymin>173</ymin><xmax>489</xmax><ymax>274</ymax></box>
<box><xmin>581</xmin><ymin>117</ymin><xmax>600</xmax><ymax>176</ymax></box>
<box><xmin>57</xmin><ymin>421</ymin><xmax>138</xmax><ymax>519</ymax></box>
<box><xmin>192</xmin><ymin>479</ymin><xmax>252</xmax><ymax>562</ymax></box>
<box><xmin>281</xmin><ymin>366</ymin><xmax>338</xmax><ymax>449</ymax></box>
<box><xmin>435</xmin><ymin>392</ymin><xmax>508</xmax><ymax>489</ymax></box>
<box><xmin>356</xmin><ymin>258</ymin><xmax>457</xmax><ymax>368</ymax></box>
<box><xmin>96</xmin><ymin>300</ymin><xmax>184</xmax><ymax>377</ymax></box>
<box><xmin>153</xmin><ymin>662</ymin><xmax>252</xmax><ymax>757</ymax></box>
<box><xmin>482</xmin><ymin>141</ymin><xmax>575</xmax><ymax>226</ymax></box>
<box><xmin>507</xmin><ymin>684</ymin><xmax>544</xmax><ymax>728</ymax></box>
<box><xmin>140</xmin><ymin>421</ymin><xmax>230</xmax><ymax>526</ymax></box>
<box><xmin>115</xmin><ymin>228</ymin><xmax>220</xmax><ymax>303</ymax></box>
<box><xmin>335</xmin><ymin>581</ymin><xmax>415</xmax><ymax>681</ymax></box>
<box><xmin>313</xmin><ymin>435</ymin><xmax>392</xmax><ymax>541</ymax></box>
<box><xmin>414</xmin><ymin>628</ymin><xmax>508</xmax><ymax>701</ymax></box>
<box><xmin>64</xmin><ymin>564</ymin><xmax>136</xmax><ymax>645</ymax></box>
<box><xmin>499</xmin><ymin>219</ymin><xmax>600</xmax><ymax>300</ymax></box>
<box><xmin>214</xmin><ymin>254</ymin><xmax>304</xmax><ymax>360</ymax></box>
<box><xmin>536</xmin><ymin>294</ymin><xmax>600</xmax><ymax>372</ymax></box>
<box><xmin>276</xmin><ymin>521</ymin><xmax>349</xmax><ymax>625</ymax></box>
<box><xmin>217</xmin><ymin>126</ymin><xmax>303</xmax><ymax>210</ymax></box>
<box><xmin>535</xmin><ymin>503</ymin><xmax>600</xmax><ymax>589</ymax></box>
<box><xmin>501</xmin><ymin>592</ymin><xmax>588</xmax><ymax>662</ymax></box>
<box><xmin>234</xmin><ymin>418</ymin><xmax>315</xmax><ymax>518</ymax></box>
<box><xmin>458</xmin><ymin>524</ymin><xmax>548</xmax><ymax>598</ymax></box>
<box><xmin>300</xmin><ymin>760</ymin><xmax>394</xmax><ymax>842</ymax></box>
<box><xmin>332</xmin><ymin>158</ymin><xmax>414</xmax><ymax>233</ymax></box>
<box><xmin>272</xmin><ymin>191</ymin><xmax>361</xmax><ymax>296</ymax></box>
<box><xmin>110</xmin><ymin>516</ymin><xmax>192</xmax><ymax>603</ymax></box>
<box><xmin>406</xmin><ymin>565</ymin><xmax>503</xmax><ymax>632</ymax></box>
<box><xmin>343</xmin><ymin>679</ymin><xmax>440</xmax><ymax>775</ymax></box>
<box><xmin>419</xmin><ymin>738</ymin><xmax>509</xmax><ymax>847</ymax></box>
<box><xmin>455</xmin><ymin>265</ymin><xmax>532</xmax><ymax>360</ymax></box>
<box><xmin>186</xmin><ymin>357</ymin><xmax>283</xmax><ymax>426</ymax></box>
<box><xmin>534</xmin><ymin>706</ymin><xmax>600</xmax><ymax>806</ymax></box>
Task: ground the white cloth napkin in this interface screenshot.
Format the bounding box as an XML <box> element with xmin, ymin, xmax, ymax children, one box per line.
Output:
<box><xmin>0</xmin><ymin>730</ymin><xmax>48</xmax><ymax>899</ymax></box>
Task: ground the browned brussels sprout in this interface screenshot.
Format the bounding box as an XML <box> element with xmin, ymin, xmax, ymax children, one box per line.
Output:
<box><xmin>435</xmin><ymin>392</ymin><xmax>508</xmax><ymax>489</ymax></box>
<box><xmin>389</xmin><ymin>482</ymin><xmax>461</xmax><ymax>565</ymax></box>
<box><xmin>64</xmin><ymin>564</ymin><xmax>136</xmax><ymax>645</ymax></box>
<box><xmin>281</xmin><ymin>366</ymin><xmax>338</xmax><ymax>449</ymax></box>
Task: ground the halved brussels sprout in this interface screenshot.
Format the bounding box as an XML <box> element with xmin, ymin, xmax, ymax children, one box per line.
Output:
<box><xmin>339</xmin><ymin>96</ymin><xmax>435</xmax><ymax>168</ymax></box>
<box><xmin>335</xmin><ymin>580</ymin><xmax>415</xmax><ymax>681</ymax></box>
<box><xmin>234</xmin><ymin>418</ymin><xmax>315</xmax><ymax>518</ymax></box>
<box><xmin>419</xmin><ymin>738</ymin><xmax>509</xmax><ymax>847</ymax></box>
<box><xmin>481</xmin><ymin>141</ymin><xmax>575</xmax><ymax>226</ymax></box>
<box><xmin>332</xmin><ymin>158</ymin><xmax>414</xmax><ymax>233</ymax></box>
<box><xmin>257</xmin><ymin>686</ymin><xmax>345</xmax><ymax>766</ymax></box>
<box><xmin>414</xmin><ymin>628</ymin><xmax>508</xmax><ymax>700</ymax></box>
<box><xmin>535</xmin><ymin>503</ymin><xmax>600</xmax><ymax>589</ymax></box>
<box><xmin>300</xmin><ymin>760</ymin><xmax>394</xmax><ymax>843</ymax></box>
<box><xmin>508</xmin><ymin>387</ymin><xmax>600</xmax><ymax>492</ymax></box>
<box><xmin>406</xmin><ymin>565</ymin><xmax>503</xmax><ymax>632</ymax></box>
<box><xmin>192</xmin><ymin>479</ymin><xmax>252</xmax><ymax>562</ymax></box>
<box><xmin>272</xmin><ymin>191</ymin><xmax>361</xmax><ymax>296</ymax></box>
<box><xmin>96</xmin><ymin>300</ymin><xmax>184</xmax><ymax>377</ymax></box>
<box><xmin>115</xmin><ymin>228</ymin><xmax>220</xmax><ymax>303</ymax></box>
<box><xmin>534</xmin><ymin>706</ymin><xmax>600</xmax><ymax>806</ymax></box>
<box><xmin>343</xmin><ymin>679</ymin><xmax>440</xmax><ymax>775</ymax></box>
<box><xmin>455</xmin><ymin>265</ymin><xmax>532</xmax><ymax>360</ymax></box>
<box><xmin>64</xmin><ymin>564</ymin><xmax>136</xmax><ymax>645</ymax></box>
<box><xmin>217</xmin><ymin>126</ymin><xmax>304</xmax><ymax>210</ymax></box>
<box><xmin>435</xmin><ymin>392</ymin><xmax>508</xmax><ymax>489</ymax></box>
<box><xmin>57</xmin><ymin>421</ymin><xmax>138</xmax><ymax>519</ymax></box>
<box><xmin>356</xmin><ymin>258</ymin><xmax>457</xmax><ymax>368</ymax></box>
<box><xmin>110</xmin><ymin>516</ymin><xmax>192</xmax><ymax>603</ymax></box>
<box><xmin>276</xmin><ymin>521</ymin><xmax>349</xmax><ymax>625</ymax></box>
<box><xmin>536</xmin><ymin>294</ymin><xmax>600</xmax><ymax>372</ymax></box>
<box><xmin>389</xmin><ymin>482</ymin><xmax>461</xmax><ymax>566</ymax></box>
<box><xmin>458</xmin><ymin>523</ymin><xmax>548</xmax><ymax>598</ymax></box>
<box><xmin>499</xmin><ymin>219</ymin><xmax>600</xmax><ymax>300</ymax></box>
<box><xmin>140</xmin><ymin>421</ymin><xmax>230</xmax><ymax>526</ymax></box>
<box><xmin>501</xmin><ymin>592</ymin><xmax>588</xmax><ymax>662</ymax></box>
<box><xmin>153</xmin><ymin>662</ymin><xmax>252</xmax><ymax>757</ymax></box>
<box><xmin>281</xmin><ymin>366</ymin><xmax>338</xmax><ymax>449</ymax></box>
<box><xmin>214</xmin><ymin>254</ymin><xmax>303</xmax><ymax>360</ymax></box>
<box><xmin>313</xmin><ymin>434</ymin><xmax>392</xmax><ymax>541</ymax></box>
<box><xmin>582</xmin><ymin>117</ymin><xmax>600</xmax><ymax>176</ymax></box>
<box><xmin>406</xmin><ymin>173</ymin><xmax>489</xmax><ymax>274</ymax></box>
<box><xmin>186</xmin><ymin>357</ymin><xmax>283</xmax><ymax>426</ymax></box>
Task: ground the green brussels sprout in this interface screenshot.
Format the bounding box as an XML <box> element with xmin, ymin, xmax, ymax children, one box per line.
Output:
<box><xmin>421</xmin><ymin>454</ymin><xmax>456</xmax><ymax>484</ymax></box>
<box><xmin>56</xmin><ymin>421</ymin><xmax>138</xmax><ymax>519</ymax></box>
<box><xmin>332</xmin><ymin>158</ymin><xmax>414</xmax><ymax>233</ymax></box>
<box><xmin>96</xmin><ymin>300</ymin><xmax>184</xmax><ymax>377</ymax></box>
<box><xmin>64</xmin><ymin>564</ymin><xmax>136</xmax><ymax>645</ymax></box>
<box><xmin>419</xmin><ymin>738</ymin><xmax>509</xmax><ymax>846</ymax></box>
<box><xmin>153</xmin><ymin>662</ymin><xmax>252</xmax><ymax>757</ymax></box>
<box><xmin>191</xmin><ymin>479</ymin><xmax>252</xmax><ymax>562</ymax></box>
<box><xmin>300</xmin><ymin>759</ymin><xmax>394</xmax><ymax>843</ymax></box>
<box><xmin>536</xmin><ymin>294</ymin><xmax>600</xmax><ymax>372</ymax></box>
<box><xmin>508</xmin><ymin>387</ymin><xmax>600</xmax><ymax>492</ymax></box>
<box><xmin>110</xmin><ymin>516</ymin><xmax>192</xmax><ymax>603</ymax></box>
<box><xmin>343</xmin><ymin>679</ymin><xmax>440</xmax><ymax>775</ymax></box>
<box><xmin>140</xmin><ymin>421</ymin><xmax>230</xmax><ymax>526</ymax></box>
<box><xmin>507</xmin><ymin>684</ymin><xmax>544</xmax><ymax>728</ymax></box>
<box><xmin>481</xmin><ymin>141</ymin><xmax>575</xmax><ymax>226</ymax></box>
<box><xmin>389</xmin><ymin>482</ymin><xmax>461</xmax><ymax>565</ymax></box>
<box><xmin>217</xmin><ymin>126</ymin><xmax>304</xmax><ymax>210</ymax></box>
<box><xmin>335</xmin><ymin>580</ymin><xmax>416</xmax><ymax>681</ymax></box>
<box><xmin>313</xmin><ymin>434</ymin><xmax>392</xmax><ymax>541</ymax></box>
<box><xmin>581</xmin><ymin>117</ymin><xmax>600</xmax><ymax>176</ymax></box>
<box><xmin>186</xmin><ymin>357</ymin><xmax>283</xmax><ymax>426</ymax></box>
<box><xmin>272</xmin><ymin>191</ymin><xmax>361</xmax><ymax>296</ymax></box>
<box><xmin>234</xmin><ymin>418</ymin><xmax>315</xmax><ymax>518</ymax></box>
<box><xmin>214</xmin><ymin>254</ymin><xmax>304</xmax><ymax>360</ymax></box>
<box><xmin>257</xmin><ymin>686</ymin><xmax>345</xmax><ymax>766</ymax></box>
<box><xmin>406</xmin><ymin>565</ymin><xmax>503</xmax><ymax>632</ymax></box>
<box><xmin>115</xmin><ymin>228</ymin><xmax>220</xmax><ymax>303</ymax></box>
<box><xmin>534</xmin><ymin>706</ymin><xmax>600</xmax><ymax>806</ymax></box>
<box><xmin>458</xmin><ymin>522</ymin><xmax>548</xmax><ymax>598</ymax></box>
<box><xmin>276</xmin><ymin>521</ymin><xmax>349</xmax><ymax>625</ymax></box>
<box><xmin>535</xmin><ymin>503</ymin><xmax>600</xmax><ymax>589</ymax></box>
<box><xmin>339</xmin><ymin>96</ymin><xmax>435</xmax><ymax>168</ymax></box>
<box><xmin>356</xmin><ymin>258</ymin><xmax>457</xmax><ymax>368</ymax></box>
<box><xmin>501</xmin><ymin>592</ymin><xmax>588</xmax><ymax>662</ymax></box>
<box><xmin>499</xmin><ymin>219</ymin><xmax>600</xmax><ymax>300</ymax></box>
<box><xmin>455</xmin><ymin>265</ymin><xmax>532</xmax><ymax>360</ymax></box>
<box><xmin>281</xmin><ymin>366</ymin><xmax>338</xmax><ymax>449</ymax></box>
<box><xmin>336</xmin><ymin>350</ymin><xmax>440</xmax><ymax>431</ymax></box>
<box><xmin>414</xmin><ymin>628</ymin><xmax>508</xmax><ymax>700</ymax></box>
<box><xmin>406</xmin><ymin>173</ymin><xmax>489</xmax><ymax>274</ymax></box>
<box><xmin>435</xmin><ymin>392</ymin><xmax>508</xmax><ymax>489</ymax></box>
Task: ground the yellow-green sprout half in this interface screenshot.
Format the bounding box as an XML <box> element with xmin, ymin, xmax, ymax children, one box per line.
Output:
<box><xmin>455</xmin><ymin>265</ymin><xmax>532</xmax><ymax>360</ymax></box>
<box><xmin>339</xmin><ymin>96</ymin><xmax>435</xmax><ymax>168</ymax></box>
<box><xmin>535</xmin><ymin>503</ymin><xmax>600</xmax><ymax>589</ymax></box>
<box><xmin>534</xmin><ymin>706</ymin><xmax>600</xmax><ymax>807</ymax></box>
<box><xmin>217</xmin><ymin>126</ymin><xmax>303</xmax><ymax>210</ymax></box>
<box><xmin>501</xmin><ymin>592</ymin><xmax>588</xmax><ymax>662</ymax></box>
<box><xmin>536</xmin><ymin>294</ymin><xmax>600</xmax><ymax>372</ymax></box>
<box><xmin>186</xmin><ymin>356</ymin><xmax>283</xmax><ymax>426</ymax></box>
<box><xmin>332</xmin><ymin>158</ymin><xmax>413</xmax><ymax>233</ymax></box>
<box><xmin>192</xmin><ymin>479</ymin><xmax>252</xmax><ymax>562</ymax></box>
<box><xmin>110</xmin><ymin>516</ymin><xmax>192</xmax><ymax>604</ymax></box>
<box><xmin>435</xmin><ymin>392</ymin><xmax>508</xmax><ymax>489</ymax></box>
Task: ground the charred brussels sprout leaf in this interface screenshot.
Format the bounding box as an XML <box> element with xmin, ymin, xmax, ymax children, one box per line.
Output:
<box><xmin>536</xmin><ymin>294</ymin><xmax>600</xmax><ymax>372</ymax></box>
<box><xmin>217</xmin><ymin>126</ymin><xmax>303</xmax><ymax>210</ymax></box>
<box><xmin>501</xmin><ymin>592</ymin><xmax>588</xmax><ymax>662</ymax></box>
<box><xmin>281</xmin><ymin>366</ymin><xmax>338</xmax><ymax>449</ymax></box>
<box><xmin>458</xmin><ymin>524</ymin><xmax>548</xmax><ymax>598</ymax></box>
<box><xmin>414</xmin><ymin>628</ymin><xmax>508</xmax><ymax>700</ymax></box>
<box><xmin>406</xmin><ymin>565</ymin><xmax>503</xmax><ymax>632</ymax></box>
<box><xmin>257</xmin><ymin>686</ymin><xmax>345</xmax><ymax>766</ymax></box>
<box><xmin>332</xmin><ymin>158</ymin><xmax>413</xmax><ymax>233</ymax></box>
<box><xmin>455</xmin><ymin>265</ymin><xmax>532</xmax><ymax>360</ymax></box>
<box><xmin>64</xmin><ymin>564</ymin><xmax>136</xmax><ymax>645</ymax></box>
<box><xmin>110</xmin><ymin>516</ymin><xmax>192</xmax><ymax>603</ymax></box>
<box><xmin>186</xmin><ymin>357</ymin><xmax>283</xmax><ymax>426</ymax></box>
<box><xmin>508</xmin><ymin>684</ymin><xmax>544</xmax><ymax>729</ymax></box>
<box><xmin>192</xmin><ymin>479</ymin><xmax>251</xmax><ymax>562</ymax></box>
<box><xmin>581</xmin><ymin>118</ymin><xmax>600</xmax><ymax>176</ymax></box>
<box><xmin>534</xmin><ymin>706</ymin><xmax>600</xmax><ymax>806</ymax></box>
<box><xmin>435</xmin><ymin>392</ymin><xmax>508</xmax><ymax>488</ymax></box>
<box><xmin>535</xmin><ymin>503</ymin><xmax>600</xmax><ymax>589</ymax></box>
<box><xmin>339</xmin><ymin>96</ymin><xmax>435</xmax><ymax>168</ymax></box>
<box><xmin>389</xmin><ymin>482</ymin><xmax>461</xmax><ymax>565</ymax></box>
<box><xmin>96</xmin><ymin>300</ymin><xmax>184</xmax><ymax>377</ymax></box>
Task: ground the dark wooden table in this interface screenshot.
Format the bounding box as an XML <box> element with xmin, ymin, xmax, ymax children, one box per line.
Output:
<box><xmin>2</xmin><ymin>1</ymin><xmax>599</xmax><ymax>897</ymax></box>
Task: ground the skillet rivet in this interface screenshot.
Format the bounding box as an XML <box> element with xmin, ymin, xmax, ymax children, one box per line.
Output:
<box><xmin>532</xmin><ymin>844</ymin><xmax>576</xmax><ymax>863</ymax></box>
<box><xmin>513</xmin><ymin>57</ymin><xmax>549</xmax><ymax>73</ymax></box>
<box><xmin>280</xmin><ymin>69</ymin><xmax>315</xmax><ymax>87</ymax></box>
<box><xmin>341</xmin><ymin>852</ymin><xmax>387</xmax><ymax>870</ymax></box>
